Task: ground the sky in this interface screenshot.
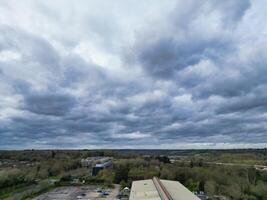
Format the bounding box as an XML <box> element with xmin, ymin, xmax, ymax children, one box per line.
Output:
<box><xmin>0</xmin><ymin>0</ymin><xmax>267</xmax><ymax>149</ymax></box>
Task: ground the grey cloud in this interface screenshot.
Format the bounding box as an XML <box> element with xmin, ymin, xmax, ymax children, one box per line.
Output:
<box><xmin>128</xmin><ymin>0</ymin><xmax>249</xmax><ymax>79</ymax></box>
<box><xmin>134</xmin><ymin>37</ymin><xmax>232</xmax><ymax>78</ymax></box>
<box><xmin>23</xmin><ymin>93</ymin><xmax>76</xmax><ymax>116</ymax></box>
<box><xmin>188</xmin><ymin>53</ymin><xmax>267</xmax><ymax>99</ymax></box>
<box><xmin>0</xmin><ymin>25</ymin><xmax>59</xmax><ymax>66</ymax></box>
<box><xmin>216</xmin><ymin>88</ymin><xmax>267</xmax><ymax>114</ymax></box>
<box><xmin>0</xmin><ymin>0</ymin><xmax>266</xmax><ymax>149</ymax></box>
<box><xmin>211</xmin><ymin>0</ymin><xmax>251</xmax><ymax>26</ymax></box>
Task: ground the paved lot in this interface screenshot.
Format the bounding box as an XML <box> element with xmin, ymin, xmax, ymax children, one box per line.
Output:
<box><xmin>33</xmin><ymin>185</ymin><xmax>119</xmax><ymax>200</ymax></box>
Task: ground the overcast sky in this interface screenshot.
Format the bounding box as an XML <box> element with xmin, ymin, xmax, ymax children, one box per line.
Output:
<box><xmin>0</xmin><ymin>0</ymin><xmax>267</xmax><ymax>149</ymax></box>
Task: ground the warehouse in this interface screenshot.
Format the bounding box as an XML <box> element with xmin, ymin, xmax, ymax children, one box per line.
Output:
<box><xmin>81</xmin><ymin>157</ymin><xmax>112</xmax><ymax>168</ymax></box>
<box><xmin>129</xmin><ymin>177</ymin><xmax>200</xmax><ymax>200</ymax></box>
<box><xmin>92</xmin><ymin>160</ymin><xmax>113</xmax><ymax>176</ymax></box>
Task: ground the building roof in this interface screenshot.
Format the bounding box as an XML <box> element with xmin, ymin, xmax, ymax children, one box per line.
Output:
<box><xmin>129</xmin><ymin>177</ymin><xmax>200</xmax><ymax>200</ymax></box>
<box><xmin>95</xmin><ymin>160</ymin><xmax>112</xmax><ymax>168</ymax></box>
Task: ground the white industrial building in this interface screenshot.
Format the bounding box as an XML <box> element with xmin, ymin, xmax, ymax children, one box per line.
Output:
<box><xmin>129</xmin><ymin>177</ymin><xmax>200</xmax><ymax>200</ymax></box>
<box><xmin>81</xmin><ymin>157</ymin><xmax>112</xmax><ymax>168</ymax></box>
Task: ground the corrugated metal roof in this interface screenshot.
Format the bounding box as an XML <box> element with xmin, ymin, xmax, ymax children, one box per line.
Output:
<box><xmin>129</xmin><ymin>178</ymin><xmax>200</xmax><ymax>200</ymax></box>
<box><xmin>129</xmin><ymin>179</ymin><xmax>161</xmax><ymax>200</ymax></box>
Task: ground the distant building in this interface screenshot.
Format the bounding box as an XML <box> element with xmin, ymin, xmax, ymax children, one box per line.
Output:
<box><xmin>81</xmin><ymin>157</ymin><xmax>112</xmax><ymax>168</ymax></box>
<box><xmin>81</xmin><ymin>157</ymin><xmax>113</xmax><ymax>176</ymax></box>
<box><xmin>81</xmin><ymin>157</ymin><xmax>93</xmax><ymax>168</ymax></box>
<box><xmin>129</xmin><ymin>177</ymin><xmax>200</xmax><ymax>200</ymax></box>
<box><xmin>91</xmin><ymin>159</ymin><xmax>113</xmax><ymax>176</ymax></box>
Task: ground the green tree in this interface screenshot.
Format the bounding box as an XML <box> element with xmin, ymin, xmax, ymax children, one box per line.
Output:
<box><xmin>114</xmin><ymin>165</ymin><xmax>129</xmax><ymax>184</ymax></box>
<box><xmin>204</xmin><ymin>180</ymin><xmax>216</xmax><ymax>196</ymax></box>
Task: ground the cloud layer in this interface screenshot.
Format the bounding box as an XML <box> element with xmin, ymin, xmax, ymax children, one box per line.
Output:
<box><xmin>0</xmin><ymin>0</ymin><xmax>267</xmax><ymax>149</ymax></box>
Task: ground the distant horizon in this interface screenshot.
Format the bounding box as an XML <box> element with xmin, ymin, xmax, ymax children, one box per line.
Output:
<box><xmin>1</xmin><ymin>147</ymin><xmax>267</xmax><ymax>151</ymax></box>
<box><xmin>1</xmin><ymin>0</ymin><xmax>267</xmax><ymax>149</ymax></box>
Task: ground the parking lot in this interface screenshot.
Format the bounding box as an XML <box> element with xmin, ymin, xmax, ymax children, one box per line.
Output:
<box><xmin>33</xmin><ymin>185</ymin><xmax>120</xmax><ymax>200</ymax></box>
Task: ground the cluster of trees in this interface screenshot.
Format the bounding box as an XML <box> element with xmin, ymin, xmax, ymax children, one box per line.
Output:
<box><xmin>161</xmin><ymin>163</ymin><xmax>267</xmax><ymax>199</ymax></box>
<box><xmin>0</xmin><ymin>149</ymin><xmax>136</xmax><ymax>162</ymax></box>
<box><xmin>4</xmin><ymin>180</ymin><xmax>53</xmax><ymax>200</ymax></box>
<box><xmin>0</xmin><ymin>168</ymin><xmax>38</xmax><ymax>190</ymax></box>
<box><xmin>97</xmin><ymin>158</ymin><xmax>267</xmax><ymax>199</ymax></box>
<box><xmin>0</xmin><ymin>156</ymin><xmax>82</xmax><ymax>199</ymax></box>
<box><xmin>183</xmin><ymin>151</ymin><xmax>267</xmax><ymax>166</ymax></box>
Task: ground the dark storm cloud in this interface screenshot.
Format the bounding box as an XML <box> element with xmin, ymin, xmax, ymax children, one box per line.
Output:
<box><xmin>133</xmin><ymin>36</ymin><xmax>233</xmax><ymax>79</ymax></box>
<box><xmin>129</xmin><ymin>0</ymin><xmax>250</xmax><ymax>79</ymax></box>
<box><xmin>23</xmin><ymin>93</ymin><xmax>75</xmax><ymax>116</ymax></box>
<box><xmin>216</xmin><ymin>89</ymin><xmax>267</xmax><ymax>114</ymax></box>
<box><xmin>0</xmin><ymin>0</ymin><xmax>267</xmax><ymax>149</ymax></box>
